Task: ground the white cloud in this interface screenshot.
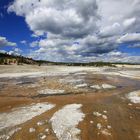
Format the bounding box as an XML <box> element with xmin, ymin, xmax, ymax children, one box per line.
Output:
<box><xmin>8</xmin><ymin>0</ymin><xmax>99</xmax><ymax>38</ymax></box>
<box><xmin>0</xmin><ymin>36</ymin><xmax>17</xmax><ymax>47</ymax></box>
<box><xmin>99</xmin><ymin>23</ymin><xmax>121</xmax><ymax>37</ymax></box>
<box><xmin>0</xmin><ymin>50</ymin><xmax>6</xmax><ymax>53</ymax></box>
<box><xmin>30</xmin><ymin>41</ymin><xmax>38</xmax><ymax>47</ymax></box>
<box><xmin>20</xmin><ymin>40</ymin><xmax>27</xmax><ymax>44</ymax></box>
<box><xmin>8</xmin><ymin>0</ymin><xmax>140</xmax><ymax>63</ymax></box>
<box><xmin>118</xmin><ymin>33</ymin><xmax>140</xmax><ymax>43</ymax></box>
<box><xmin>107</xmin><ymin>51</ymin><xmax>123</xmax><ymax>57</ymax></box>
<box><xmin>8</xmin><ymin>48</ymin><xmax>22</xmax><ymax>56</ymax></box>
<box><xmin>97</xmin><ymin>0</ymin><xmax>140</xmax><ymax>35</ymax></box>
<box><xmin>123</xmin><ymin>17</ymin><xmax>136</xmax><ymax>28</ymax></box>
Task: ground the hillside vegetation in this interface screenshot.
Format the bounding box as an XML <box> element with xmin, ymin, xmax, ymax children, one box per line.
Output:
<box><xmin>0</xmin><ymin>52</ymin><xmax>138</xmax><ymax>67</ymax></box>
<box><xmin>0</xmin><ymin>52</ymin><xmax>37</xmax><ymax>65</ymax></box>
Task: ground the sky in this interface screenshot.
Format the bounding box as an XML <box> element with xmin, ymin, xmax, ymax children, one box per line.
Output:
<box><xmin>0</xmin><ymin>0</ymin><xmax>140</xmax><ymax>63</ymax></box>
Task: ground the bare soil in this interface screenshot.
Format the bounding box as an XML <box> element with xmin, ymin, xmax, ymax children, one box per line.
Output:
<box><xmin>0</xmin><ymin>65</ymin><xmax>140</xmax><ymax>140</ymax></box>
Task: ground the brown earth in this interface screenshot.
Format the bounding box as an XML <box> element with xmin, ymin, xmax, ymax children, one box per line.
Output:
<box><xmin>0</xmin><ymin>65</ymin><xmax>140</xmax><ymax>140</ymax></box>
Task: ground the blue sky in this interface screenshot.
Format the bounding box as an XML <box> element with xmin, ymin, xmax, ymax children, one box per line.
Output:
<box><xmin>0</xmin><ymin>0</ymin><xmax>140</xmax><ymax>63</ymax></box>
<box><xmin>0</xmin><ymin>0</ymin><xmax>40</xmax><ymax>55</ymax></box>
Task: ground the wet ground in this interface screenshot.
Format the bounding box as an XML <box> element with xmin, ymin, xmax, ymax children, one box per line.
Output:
<box><xmin>0</xmin><ymin>65</ymin><xmax>140</xmax><ymax>140</ymax></box>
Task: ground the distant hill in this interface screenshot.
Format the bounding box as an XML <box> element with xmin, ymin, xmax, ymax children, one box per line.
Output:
<box><xmin>0</xmin><ymin>52</ymin><xmax>139</xmax><ymax>66</ymax></box>
<box><xmin>0</xmin><ymin>52</ymin><xmax>37</xmax><ymax>65</ymax></box>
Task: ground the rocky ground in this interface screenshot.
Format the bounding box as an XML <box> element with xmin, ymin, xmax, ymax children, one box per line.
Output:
<box><xmin>0</xmin><ymin>65</ymin><xmax>140</xmax><ymax>140</ymax></box>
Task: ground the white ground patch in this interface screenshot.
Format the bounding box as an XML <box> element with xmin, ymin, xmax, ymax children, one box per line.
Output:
<box><xmin>102</xmin><ymin>115</ymin><xmax>108</xmax><ymax>120</ymax></box>
<box><xmin>40</xmin><ymin>134</ymin><xmax>47</xmax><ymax>140</ymax></box>
<box><xmin>75</xmin><ymin>83</ymin><xmax>88</xmax><ymax>88</ymax></box>
<box><xmin>50</xmin><ymin>66</ymin><xmax>99</xmax><ymax>74</ymax></box>
<box><xmin>90</xmin><ymin>85</ymin><xmax>101</xmax><ymax>90</ymax></box>
<box><xmin>107</xmin><ymin>125</ymin><xmax>112</xmax><ymax>129</ymax></box>
<box><xmin>93</xmin><ymin>112</ymin><xmax>108</xmax><ymax>120</ymax></box>
<box><xmin>91</xmin><ymin>84</ymin><xmax>116</xmax><ymax>90</ymax></box>
<box><xmin>97</xmin><ymin>123</ymin><xmax>102</xmax><ymax>130</ymax></box>
<box><xmin>37</xmin><ymin>121</ymin><xmax>46</xmax><ymax>126</ymax></box>
<box><xmin>93</xmin><ymin>111</ymin><xmax>112</xmax><ymax>136</ymax></box>
<box><xmin>45</xmin><ymin>128</ymin><xmax>49</xmax><ymax>133</ymax></box>
<box><xmin>101</xmin><ymin>129</ymin><xmax>112</xmax><ymax>136</ymax></box>
<box><xmin>50</xmin><ymin>104</ymin><xmax>85</xmax><ymax>140</ymax></box>
<box><xmin>102</xmin><ymin>84</ymin><xmax>116</xmax><ymax>89</ymax></box>
<box><xmin>0</xmin><ymin>65</ymin><xmax>140</xmax><ymax>79</ymax></box>
<box><xmin>128</xmin><ymin>103</ymin><xmax>132</xmax><ymax>106</ymax></box>
<box><xmin>38</xmin><ymin>133</ymin><xmax>47</xmax><ymax>140</ymax></box>
<box><xmin>126</xmin><ymin>90</ymin><xmax>140</xmax><ymax>103</ymax></box>
<box><xmin>29</xmin><ymin>127</ymin><xmax>36</xmax><ymax>133</ymax></box>
<box><xmin>74</xmin><ymin>72</ymin><xmax>87</xmax><ymax>75</ymax></box>
<box><xmin>59</xmin><ymin>78</ymin><xmax>84</xmax><ymax>85</ymax></box>
<box><xmin>0</xmin><ymin>103</ymin><xmax>55</xmax><ymax>130</ymax></box>
<box><xmin>101</xmin><ymin>70</ymin><xmax>140</xmax><ymax>79</ymax></box>
<box><xmin>103</xmin><ymin>111</ymin><xmax>107</xmax><ymax>114</ymax></box>
<box><xmin>0</xmin><ymin>127</ymin><xmax>22</xmax><ymax>140</ymax></box>
<box><xmin>93</xmin><ymin>112</ymin><xmax>102</xmax><ymax>117</ymax></box>
<box><xmin>0</xmin><ymin>72</ymin><xmax>45</xmax><ymax>78</ymax></box>
<box><xmin>27</xmin><ymin>84</ymin><xmax>39</xmax><ymax>88</ymax></box>
<box><xmin>38</xmin><ymin>89</ymin><xmax>65</xmax><ymax>95</ymax></box>
<box><xmin>90</xmin><ymin>121</ymin><xmax>94</xmax><ymax>124</ymax></box>
<box><xmin>0</xmin><ymin>66</ymin><xmax>101</xmax><ymax>78</ymax></box>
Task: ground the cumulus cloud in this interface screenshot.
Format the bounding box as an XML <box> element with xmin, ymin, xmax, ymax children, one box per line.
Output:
<box><xmin>0</xmin><ymin>36</ymin><xmax>17</xmax><ymax>47</ymax></box>
<box><xmin>8</xmin><ymin>48</ymin><xmax>22</xmax><ymax>56</ymax></box>
<box><xmin>123</xmin><ymin>17</ymin><xmax>136</xmax><ymax>28</ymax></box>
<box><xmin>8</xmin><ymin>0</ymin><xmax>140</xmax><ymax>62</ymax></box>
<box><xmin>30</xmin><ymin>41</ymin><xmax>38</xmax><ymax>47</ymax></box>
<box><xmin>8</xmin><ymin>0</ymin><xmax>99</xmax><ymax>38</ymax></box>
<box><xmin>99</xmin><ymin>23</ymin><xmax>121</xmax><ymax>37</ymax></box>
<box><xmin>118</xmin><ymin>33</ymin><xmax>140</xmax><ymax>43</ymax></box>
<box><xmin>0</xmin><ymin>50</ymin><xmax>6</xmax><ymax>53</ymax></box>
